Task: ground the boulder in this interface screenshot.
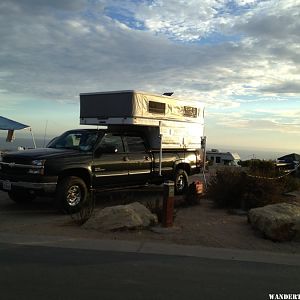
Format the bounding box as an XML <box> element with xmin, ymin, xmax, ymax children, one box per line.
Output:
<box><xmin>248</xmin><ymin>202</ymin><xmax>300</xmax><ymax>242</ymax></box>
<box><xmin>83</xmin><ymin>202</ymin><xmax>158</xmax><ymax>231</ymax></box>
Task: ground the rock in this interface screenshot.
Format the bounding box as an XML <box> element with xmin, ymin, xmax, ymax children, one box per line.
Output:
<box><xmin>248</xmin><ymin>202</ymin><xmax>300</xmax><ymax>242</ymax></box>
<box><xmin>83</xmin><ymin>202</ymin><xmax>158</xmax><ymax>231</ymax></box>
<box><xmin>127</xmin><ymin>202</ymin><xmax>158</xmax><ymax>226</ymax></box>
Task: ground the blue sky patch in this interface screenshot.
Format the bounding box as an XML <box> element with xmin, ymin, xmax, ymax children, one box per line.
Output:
<box><xmin>104</xmin><ymin>5</ymin><xmax>146</xmax><ymax>30</ymax></box>
<box><xmin>194</xmin><ymin>32</ymin><xmax>242</xmax><ymax>45</ymax></box>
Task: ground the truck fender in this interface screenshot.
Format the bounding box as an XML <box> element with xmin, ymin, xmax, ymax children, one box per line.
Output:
<box><xmin>173</xmin><ymin>161</ymin><xmax>191</xmax><ymax>175</ymax></box>
<box><xmin>57</xmin><ymin>168</ymin><xmax>92</xmax><ymax>189</ymax></box>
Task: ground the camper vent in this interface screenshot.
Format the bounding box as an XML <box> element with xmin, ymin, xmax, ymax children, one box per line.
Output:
<box><xmin>149</xmin><ymin>101</ymin><xmax>166</xmax><ymax>114</ymax></box>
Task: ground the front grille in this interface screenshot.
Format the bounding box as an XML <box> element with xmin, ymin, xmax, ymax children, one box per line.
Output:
<box><xmin>1</xmin><ymin>157</ymin><xmax>32</xmax><ymax>176</ymax></box>
<box><xmin>3</xmin><ymin>156</ymin><xmax>32</xmax><ymax>164</ymax></box>
<box><xmin>1</xmin><ymin>165</ymin><xmax>28</xmax><ymax>176</ymax></box>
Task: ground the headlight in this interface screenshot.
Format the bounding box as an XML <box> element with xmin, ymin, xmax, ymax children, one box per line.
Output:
<box><xmin>28</xmin><ymin>160</ymin><xmax>45</xmax><ymax>175</ymax></box>
<box><xmin>31</xmin><ymin>160</ymin><xmax>45</xmax><ymax>166</ymax></box>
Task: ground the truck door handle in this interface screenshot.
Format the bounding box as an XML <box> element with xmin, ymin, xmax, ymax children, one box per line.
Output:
<box><xmin>144</xmin><ymin>156</ymin><xmax>150</xmax><ymax>161</ymax></box>
<box><xmin>123</xmin><ymin>156</ymin><xmax>129</xmax><ymax>161</ymax></box>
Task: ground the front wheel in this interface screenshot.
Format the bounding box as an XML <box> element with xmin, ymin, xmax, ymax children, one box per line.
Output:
<box><xmin>56</xmin><ymin>176</ymin><xmax>88</xmax><ymax>213</ymax></box>
<box><xmin>174</xmin><ymin>169</ymin><xmax>189</xmax><ymax>195</ymax></box>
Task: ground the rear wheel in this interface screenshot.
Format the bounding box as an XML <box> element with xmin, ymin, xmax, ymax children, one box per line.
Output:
<box><xmin>56</xmin><ymin>176</ymin><xmax>88</xmax><ymax>213</ymax></box>
<box><xmin>174</xmin><ymin>169</ymin><xmax>189</xmax><ymax>195</ymax></box>
<box><xmin>8</xmin><ymin>190</ymin><xmax>36</xmax><ymax>203</ymax></box>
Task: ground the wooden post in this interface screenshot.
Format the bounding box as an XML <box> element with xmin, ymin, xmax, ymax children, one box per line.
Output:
<box><xmin>162</xmin><ymin>180</ymin><xmax>175</xmax><ymax>227</ymax></box>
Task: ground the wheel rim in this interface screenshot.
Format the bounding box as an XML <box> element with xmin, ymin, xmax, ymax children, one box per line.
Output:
<box><xmin>176</xmin><ymin>174</ymin><xmax>186</xmax><ymax>192</ymax></box>
<box><xmin>66</xmin><ymin>185</ymin><xmax>82</xmax><ymax>207</ymax></box>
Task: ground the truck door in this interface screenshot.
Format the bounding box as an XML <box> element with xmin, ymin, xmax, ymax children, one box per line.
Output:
<box><xmin>124</xmin><ymin>135</ymin><xmax>152</xmax><ymax>185</ymax></box>
<box><xmin>92</xmin><ymin>133</ymin><xmax>129</xmax><ymax>188</ymax></box>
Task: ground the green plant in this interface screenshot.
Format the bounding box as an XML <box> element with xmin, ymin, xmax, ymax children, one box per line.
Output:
<box><xmin>280</xmin><ymin>176</ymin><xmax>300</xmax><ymax>193</ymax></box>
<box><xmin>242</xmin><ymin>176</ymin><xmax>283</xmax><ymax>209</ymax></box>
<box><xmin>207</xmin><ymin>168</ymin><xmax>287</xmax><ymax>210</ymax></box>
<box><xmin>207</xmin><ymin>169</ymin><xmax>247</xmax><ymax>208</ymax></box>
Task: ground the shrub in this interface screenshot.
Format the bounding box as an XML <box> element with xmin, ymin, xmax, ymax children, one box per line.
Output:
<box><xmin>248</xmin><ymin>159</ymin><xmax>276</xmax><ymax>175</ymax></box>
<box><xmin>239</xmin><ymin>159</ymin><xmax>277</xmax><ymax>175</ymax></box>
<box><xmin>243</xmin><ymin>176</ymin><xmax>283</xmax><ymax>209</ymax></box>
<box><xmin>207</xmin><ymin>169</ymin><xmax>247</xmax><ymax>208</ymax></box>
<box><xmin>280</xmin><ymin>176</ymin><xmax>300</xmax><ymax>193</ymax></box>
<box><xmin>207</xmin><ymin>168</ymin><xmax>286</xmax><ymax>210</ymax></box>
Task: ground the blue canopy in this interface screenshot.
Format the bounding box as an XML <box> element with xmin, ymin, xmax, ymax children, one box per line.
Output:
<box><xmin>0</xmin><ymin>116</ymin><xmax>29</xmax><ymax>130</ymax></box>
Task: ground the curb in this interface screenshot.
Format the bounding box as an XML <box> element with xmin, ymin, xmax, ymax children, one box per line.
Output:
<box><xmin>0</xmin><ymin>232</ymin><xmax>300</xmax><ymax>266</ymax></box>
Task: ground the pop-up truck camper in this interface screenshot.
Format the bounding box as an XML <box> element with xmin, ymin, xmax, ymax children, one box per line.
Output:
<box><xmin>0</xmin><ymin>90</ymin><xmax>206</xmax><ymax>212</ymax></box>
<box><xmin>80</xmin><ymin>90</ymin><xmax>205</xmax><ymax>150</ymax></box>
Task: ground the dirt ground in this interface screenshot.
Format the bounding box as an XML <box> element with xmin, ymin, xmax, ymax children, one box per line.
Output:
<box><xmin>0</xmin><ymin>188</ymin><xmax>300</xmax><ymax>254</ymax></box>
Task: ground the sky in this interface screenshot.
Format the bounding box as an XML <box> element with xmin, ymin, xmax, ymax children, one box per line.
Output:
<box><xmin>0</xmin><ymin>0</ymin><xmax>299</xmax><ymax>155</ymax></box>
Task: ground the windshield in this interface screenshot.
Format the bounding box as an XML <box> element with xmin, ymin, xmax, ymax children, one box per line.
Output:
<box><xmin>47</xmin><ymin>130</ymin><xmax>100</xmax><ymax>152</ymax></box>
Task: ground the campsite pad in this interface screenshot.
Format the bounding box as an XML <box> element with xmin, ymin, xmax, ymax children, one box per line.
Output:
<box><xmin>0</xmin><ymin>190</ymin><xmax>299</xmax><ymax>254</ymax></box>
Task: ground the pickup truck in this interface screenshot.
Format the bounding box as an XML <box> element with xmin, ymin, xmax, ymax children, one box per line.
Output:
<box><xmin>0</xmin><ymin>128</ymin><xmax>202</xmax><ymax>212</ymax></box>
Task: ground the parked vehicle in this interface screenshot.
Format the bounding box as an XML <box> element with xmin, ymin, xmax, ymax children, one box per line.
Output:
<box><xmin>206</xmin><ymin>149</ymin><xmax>240</xmax><ymax>167</ymax></box>
<box><xmin>0</xmin><ymin>90</ymin><xmax>205</xmax><ymax>212</ymax></box>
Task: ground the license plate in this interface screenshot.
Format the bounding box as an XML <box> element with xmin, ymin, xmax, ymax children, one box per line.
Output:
<box><xmin>3</xmin><ymin>180</ymin><xmax>11</xmax><ymax>191</ymax></box>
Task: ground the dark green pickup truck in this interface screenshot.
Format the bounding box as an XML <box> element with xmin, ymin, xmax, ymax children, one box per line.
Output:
<box><xmin>0</xmin><ymin>128</ymin><xmax>202</xmax><ymax>212</ymax></box>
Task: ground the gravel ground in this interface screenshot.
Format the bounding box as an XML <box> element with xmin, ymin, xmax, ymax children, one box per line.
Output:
<box><xmin>0</xmin><ymin>189</ymin><xmax>299</xmax><ymax>254</ymax></box>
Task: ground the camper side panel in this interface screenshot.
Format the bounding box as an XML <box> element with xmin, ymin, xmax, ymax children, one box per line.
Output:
<box><xmin>80</xmin><ymin>92</ymin><xmax>134</xmax><ymax>118</ymax></box>
<box><xmin>133</xmin><ymin>92</ymin><xmax>204</xmax><ymax>125</ymax></box>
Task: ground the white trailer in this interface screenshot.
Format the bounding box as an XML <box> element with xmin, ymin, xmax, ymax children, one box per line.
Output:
<box><xmin>206</xmin><ymin>149</ymin><xmax>241</xmax><ymax>166</ymax></box>
<box><xmin>80</xmin><ymin>90</ymin><xmax>205</xmax><ymax>150</ymax></box>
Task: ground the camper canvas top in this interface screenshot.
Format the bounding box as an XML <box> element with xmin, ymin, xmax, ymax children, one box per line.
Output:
<box><xmin>79</xmin><ymin>90</ymin><xmax>205</xmax><ymax>149</ymax></box>
<box><xmin>80</xmin><ymin>90</ymin><xmax>204</xmax><ymax>126</ymax></box>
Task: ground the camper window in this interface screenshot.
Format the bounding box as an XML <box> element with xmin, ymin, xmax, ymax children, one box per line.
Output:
<box><xmin>216</xmin><ymin>156</ymin><xmax>221</xmax><ymax>164</ymax></box>
<box><xmin>149</xmin><ymin>101</ymin><xmax>165</xmax><ymax>114</ymax></box>
<box><xmin>183</xmin><ymin>106</ymin><xmax>197</xmax><ymax>118</ymax></box>
<box><xmin>223</xmin><ymin>160</ymin><xmax>230</xmax><ymax>166</ymax></box>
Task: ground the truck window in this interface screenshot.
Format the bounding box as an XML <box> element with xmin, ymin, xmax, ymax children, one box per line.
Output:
<box><xmin>48</xmin><ymin>131</ymin><xmax>98</xmax><ymax>151</ymax></box>
<box><xmin>98</xmin><ymin>134</ymin><xmax>124</xmax><ymax>153</ymax></box>
<box><xmin>125</xmin><ymin>136</ymin><xmax>146</xmax><ymax>153</ymax></box>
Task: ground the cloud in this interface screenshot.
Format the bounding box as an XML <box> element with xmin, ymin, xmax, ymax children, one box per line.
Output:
<box><xmin>260</xmin><ymin>82</ymin><xmax>300</xmax><ymax>94</ymax></box>
<box><xmin>210</xmin><ymin>108</ymin><xmax>300</xmax><ymax>135</ymax></box>
<box><xmin>235</xmin><ymin>0</ymin><xmax>300</xmax><ymax>41</ymax></box>
<box><xmin>0</xmin><ymin>1</ymin><xmax>243</xmax><ymax>106</ymax></box>
<box><xmin>1</xmin><ymin>0</ymin><xmax>87</xmax><ymax>13</ymax></box>
<box><xmin>136</xmin><ymin>0</ymin><xmax>224</xmax><ymax>41</ymax></box>
<box><xmin>100</xmin><ymin>0</ymin><xmax>300</xmax><ymax>97</ymax></box>
<box><xmin>0</xmin><ymin>0</ymin><xmax>299</xmax><ymax>117</ymax></box>
<box><xmin>253</xmin><ymin>108</ymin><xmax>300</xmax><ymax>120</ymax></box>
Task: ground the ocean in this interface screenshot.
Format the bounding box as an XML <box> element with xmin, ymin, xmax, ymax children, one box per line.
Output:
<box><xmin>225</xmin><ymin>148</ymin><xmax>287</xmax><ymax>161</ymax></box>
<box><xmin>0</xmin><ymin>137</ymin><xmax>52</xmax><ymax>152</ymax></box>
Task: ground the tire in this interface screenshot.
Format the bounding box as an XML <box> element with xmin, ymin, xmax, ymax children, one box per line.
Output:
<box><xmin>56</xmin><ymin>176</ymin><xmax>88</xmax><ymax>213</ymax></box>
<box><xmin>8</xmin><ymin>190</ymin><xmax>36</xmax><ymax>203</ymax></box>
<box><xmin>174</xmin><ymin>169</ymin><xmax>189</xmax><ymax>195</ymax></box>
